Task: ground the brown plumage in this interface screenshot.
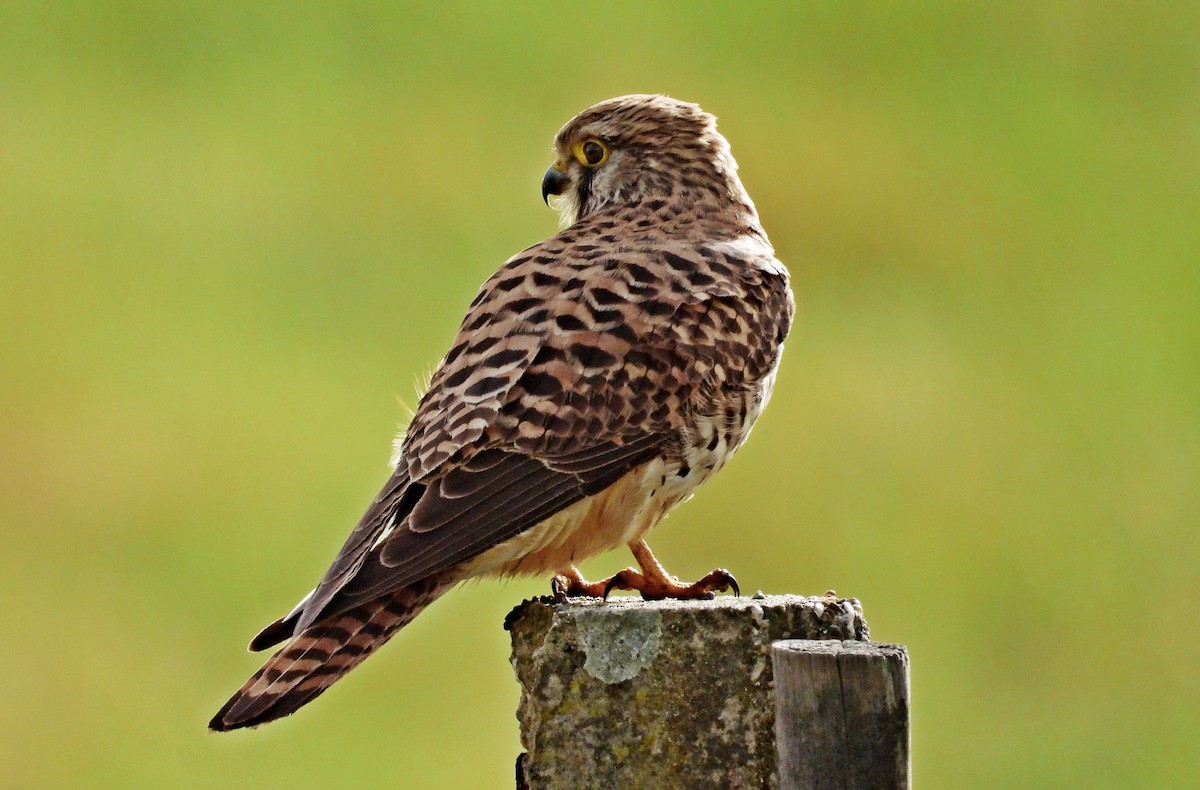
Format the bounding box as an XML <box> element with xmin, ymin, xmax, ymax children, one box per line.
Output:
<box><xmin>210</xmin><ymin>94</ymin><xmax>794</xmax><ymax>731</ymax></box>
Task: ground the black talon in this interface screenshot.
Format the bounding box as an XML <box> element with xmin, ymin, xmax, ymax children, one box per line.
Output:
<box><xmin>602</xmin><ymin>572</ymin><xmax>629</xmax><ymax>600</ymax></box>
<box><xmin>693</xmin><ymin>568</ymin><xmax>738</xmax><ymax>598</ymax></box>
<box><xmin>602</xmin><ymin>577</ymin><xmax>620</xmax><ymax>600</ymax></box>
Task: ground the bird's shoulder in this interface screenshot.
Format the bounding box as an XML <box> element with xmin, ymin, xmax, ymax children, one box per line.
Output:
<box><xmin>399</xmin><ymin>223</ymin><xmax>789</xmax><ymax>479</ymax></box>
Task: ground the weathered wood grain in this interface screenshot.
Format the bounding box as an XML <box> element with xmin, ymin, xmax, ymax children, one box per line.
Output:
<box><xmin>772</xmin><ymin>640</ymin><xmax>910</xmax><ymax>790</ymax></box>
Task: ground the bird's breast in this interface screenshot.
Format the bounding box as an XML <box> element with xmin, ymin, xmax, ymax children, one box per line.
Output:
<box><xmin>675</xmin><ymin>356</ymin><xmax>781</xmax><ymax>493</ymax></box>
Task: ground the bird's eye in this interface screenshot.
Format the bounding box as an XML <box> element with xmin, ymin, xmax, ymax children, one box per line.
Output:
<box><xmin>574</xmin><ymin>138</ymin><xmax>609</xmax><ymax>167</ymax></box>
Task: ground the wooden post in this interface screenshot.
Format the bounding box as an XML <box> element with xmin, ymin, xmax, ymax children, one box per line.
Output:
<box><xmin>507</xmin><ymin>593</ymin><xmax>871</xmax><ymax>790</ymax></box>
<box><xmin>772</xmin><ymin>640</ymin><xmax>910</xmax><ymax>790</ymax></box>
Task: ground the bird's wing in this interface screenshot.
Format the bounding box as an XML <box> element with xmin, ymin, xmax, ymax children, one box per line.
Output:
<box><xmin>255</xmin><ymin>234</ymin><xmax>786</xmax><ymax>645</ymax></box>
<box><xmin>333</xmin><ymin>436</ymin><xmax>663</xmax><ymax>610</ymax></box>
<box><xmin>251</xmin><ymin>434</ymin><xmax>664</xmax><ymax>648</ymax></box>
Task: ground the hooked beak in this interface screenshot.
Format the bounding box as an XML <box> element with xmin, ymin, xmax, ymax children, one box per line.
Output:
<box><xmin>541</xmin><ymin>164</ymin><xmax>569</xmax><ymax>205</ymax></box>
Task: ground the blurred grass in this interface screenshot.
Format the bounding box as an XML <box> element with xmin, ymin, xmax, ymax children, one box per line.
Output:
<box><xmin>1</xmin><ymin>2</ymin><xmax>1197</xmax><ymax>787</ymax></box>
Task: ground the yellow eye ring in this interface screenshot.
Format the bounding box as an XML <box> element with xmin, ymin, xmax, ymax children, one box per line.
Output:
<box><xmin>573</xmin><ymin>138</ymin><xmax>609</xmax><ymax>168</ymax></box>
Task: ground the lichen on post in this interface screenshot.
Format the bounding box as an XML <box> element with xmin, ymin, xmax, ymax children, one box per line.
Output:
<box><xmin>507</xmin><ymin>593</ymin><xmax>869</xmax><ymax>790</ymax></box>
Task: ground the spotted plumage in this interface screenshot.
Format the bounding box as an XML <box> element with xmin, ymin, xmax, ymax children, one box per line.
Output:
<box><xmin>210</xmin><ymin>94</ymin><xmax>794</xmax><ymax>731</ymax></box>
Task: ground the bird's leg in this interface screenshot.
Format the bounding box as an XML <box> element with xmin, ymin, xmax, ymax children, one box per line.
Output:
<box><xmin>602</xmin><ymin>540</ymin><xmax>739</xmax><ymax>600</ymax></box>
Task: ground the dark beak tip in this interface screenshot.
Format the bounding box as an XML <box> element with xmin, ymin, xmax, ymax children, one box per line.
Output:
<box><xmin>541</xmin><ymin>166</ymin><xmax>568</xmax><ymax>205</ymax></box>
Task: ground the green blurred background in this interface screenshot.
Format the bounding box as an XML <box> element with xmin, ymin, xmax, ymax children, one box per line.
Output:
<box><xmin>2</xmin><ymin>2</ymin><xmax>1196</xmax><ymax>787</ymax></box>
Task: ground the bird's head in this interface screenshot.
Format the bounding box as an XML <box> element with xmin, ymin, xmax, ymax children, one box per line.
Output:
<box><xmin>541</xmin><ymin>94</ymin><xmax>748</xmax><ymax>227</ymax></box>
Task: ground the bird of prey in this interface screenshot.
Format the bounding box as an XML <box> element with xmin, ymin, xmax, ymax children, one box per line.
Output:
<box><xmin>210</xmin><ymin>94</ymin><xmax>794</xmax><ymax>731</ymax></box>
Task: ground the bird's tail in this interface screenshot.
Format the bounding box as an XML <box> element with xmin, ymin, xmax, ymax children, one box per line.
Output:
<box><xmin>209</xmin><ymin>576</ymin><xmax>452</xmax><ymax>731</ymax></box>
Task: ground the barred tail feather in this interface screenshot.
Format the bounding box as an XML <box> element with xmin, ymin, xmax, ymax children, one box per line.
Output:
<box><xmin>209</xmin><ymin>576</ymin><xmax>451</xmax><ymax>731</ymax></box>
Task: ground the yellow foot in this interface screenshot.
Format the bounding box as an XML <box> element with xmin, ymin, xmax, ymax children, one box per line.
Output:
<box><xmin>551</xmin><ymin>541</ymin><xmax>741</xmax><ymax>602</ymax></box>
<box><xmin>601</xmin><ymin>566</ymin><xmax>739</xmax><ymax>600</ymax></box>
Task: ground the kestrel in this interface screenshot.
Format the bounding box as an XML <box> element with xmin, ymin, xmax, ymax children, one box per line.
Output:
<box><xmin>210</xmin><ymin>94</ymin><xmax>794</xmax><ymax>731</ymax></box>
